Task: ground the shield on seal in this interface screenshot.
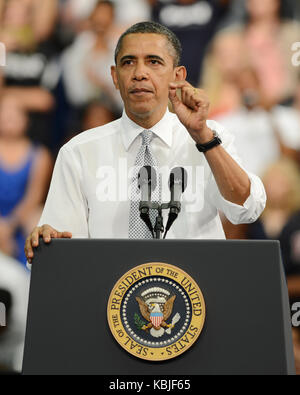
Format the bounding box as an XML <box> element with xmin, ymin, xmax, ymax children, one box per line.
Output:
<box><xmin>150</xmin><ymin>312</ymin><xmax>163</xmax><ymax>328</ymax></box>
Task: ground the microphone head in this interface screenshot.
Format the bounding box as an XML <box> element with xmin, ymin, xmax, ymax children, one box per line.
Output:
<box><xmin>169</xmin><ymin>167</ymin><xmax>187</xmax><ymax>193</ymax></box>
<box><xmin>138</xmin><ymin>166</ymin><xmax>157</xmax><ymax>192</ymax></box>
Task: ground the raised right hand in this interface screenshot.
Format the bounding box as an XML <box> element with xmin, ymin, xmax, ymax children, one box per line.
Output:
<box><xmin>25</xmin><ymin>224</ymin><xmax>72</xmax><ymax>264</ymax></box>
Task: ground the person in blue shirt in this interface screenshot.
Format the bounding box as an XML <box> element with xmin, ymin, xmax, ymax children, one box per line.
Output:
<box><xmin>0</xmin><ymin>94</ymin><xmax>53</xmax><ymax>267</ymax></box>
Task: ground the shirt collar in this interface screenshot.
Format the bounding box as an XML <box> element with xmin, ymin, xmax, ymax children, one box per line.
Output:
<box><xmin>121</xmin><ymin>108</ymin><xmax>173</xmax><ymax>151</ymax></box>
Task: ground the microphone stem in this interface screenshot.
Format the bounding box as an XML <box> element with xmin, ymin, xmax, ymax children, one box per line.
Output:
<box><xmin>154</xmin><ymin>207</ymin><xmax>164</xmax><ymax>239</ymax></box>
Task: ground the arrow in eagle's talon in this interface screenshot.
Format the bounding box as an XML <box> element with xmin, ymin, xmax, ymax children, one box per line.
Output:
<box><xmin>166</xmin><ymin>313</ymin><xmax>181</xmax><ymax>334</ymax></box>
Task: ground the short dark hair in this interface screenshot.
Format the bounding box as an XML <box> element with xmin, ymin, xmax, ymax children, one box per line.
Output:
<box><xmin>114</xmin><ymin>21</ymin><xmax>182</xmax><ymax>67</ymax></box>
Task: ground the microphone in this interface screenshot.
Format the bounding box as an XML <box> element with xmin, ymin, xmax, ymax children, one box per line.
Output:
<box><xmin>164</xmin><ymin>167</ymin><xmax>187</xmax><ymax>238</ymax></box>
<box><xmin>169</xmin><ymin>167</ymin><xmax>188</xmax><ymax>215</ymax></box>
<box><xmin>138</xmin><ymin>166</ymin><xmax>156</xmax><ymax>205</ymax></box>
<box><xmin>138</xmin><ymin>166</ymin><xmax>156</xmax><ymax>237</ymax></box>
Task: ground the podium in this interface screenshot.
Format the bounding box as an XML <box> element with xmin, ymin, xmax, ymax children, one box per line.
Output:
<box><xmin>22</xmin><ymin>239</ymin><xmax>295</xmax><ymax>375</ymax></box>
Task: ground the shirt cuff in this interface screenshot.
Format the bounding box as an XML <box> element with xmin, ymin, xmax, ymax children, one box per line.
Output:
<box><xmin>218</xmin><ymin>172</ymin><xmax>266</xmax><ymax>225</ymax></box>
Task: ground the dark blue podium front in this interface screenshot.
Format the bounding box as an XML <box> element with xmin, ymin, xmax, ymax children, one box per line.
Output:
<box><xmin>22</xmin><ymin>239</ymin><xmax>295</xmax><ymax>375</ymax></box>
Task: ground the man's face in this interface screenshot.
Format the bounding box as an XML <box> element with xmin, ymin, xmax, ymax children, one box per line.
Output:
<box><xmin>111</xmin><ymin>33</ymin><xmax>185</xmax><ymax>125</ymax></box>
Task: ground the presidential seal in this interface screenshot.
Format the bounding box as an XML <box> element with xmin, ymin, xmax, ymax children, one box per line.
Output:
<box><xmin>107</xmin><ymin>262</ymin><xmax>205</xmax><ymax>361</ymax></box>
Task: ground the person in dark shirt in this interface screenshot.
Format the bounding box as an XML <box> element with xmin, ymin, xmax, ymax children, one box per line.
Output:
<box><xmin>0</xmin><ymin>0</ymin><xmax>59</xmax><ymax>150</ymax></box>
<box><xmin>150</xmin><ymin>0</ymin><xmax>231</xmax><ymax>86</ymax></box>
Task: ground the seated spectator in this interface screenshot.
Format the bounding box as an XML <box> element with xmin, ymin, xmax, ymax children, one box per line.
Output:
<box><xmin>0</xmin><ymin>0</ymin><xmax>58</xmax><ymax>150</ymax></box>
<box><xmin>248</xmin><ymin>158</ymin><xmax>300</xmax><ymax>241</ymax></box>
<box><xmin>81</xmin><ymin>100</ymin><xmax>116</xmax><ymax>131</ymax></box>
<box><xmin>247</xmin><ymin>157</ymin><xmax>300</xmax><ymax>369</ymax></box>
<box><xmin>0</xmin><ymin>251</ymin><xmax>30</xmax><ymax>373</ymax></box>
<box><xmin>65</xmin><ymin>100</ymin><xmax>117</xmax><ymax>143</ymax></box>
<box><xmin>59</xmin><ymin>0</ymin><xmax>98</xmax><ymax>35</ymax></box>
<box><xmin>242</xmin><ymin>0</ymin><xmax>300</xmax><ymax>105</ymax></box>
<box><xmin>218</xmin><ymin>0</ymin><xmax>300</xmax><ymax>26</ymax></box>
<box><xmin>150</xmin><ymin>0</ymin><xmax>232</xmax><ymax>86</ymax></box>
<box><xmin>258</xmin><ymin>158</ymin><xmax>300</xmax><ymax>375</ymax></box>
<box><xmin>202</xmin><ymin>0</ymin><xmax>300</xmax><ymax>114</ymax></box>
<box><xmin>216</xmin><ymin>67</ymin><xmax>300</xmax><ymax>177</ymax></box>
<box><xmin>0</xmin><ymin>0</ymin><xmax>58</xmax><ymax>47</ymax></box>
<box><xmin>61</xmin><ymin>0</ymin><xmax>123</xmax><ymax>130</ymax></box>
<box><xmin>201</xmin><ymin>30</ymin><xmax>247</xmax><ymax>118</ymax></box>
<box><xmin>0</xmin><ymin>95</ymin><xmax>53</xmax><ymax>266</ymax></box>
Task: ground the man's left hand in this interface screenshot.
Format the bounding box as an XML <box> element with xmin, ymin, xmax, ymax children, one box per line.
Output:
<box><xmin>169</xmin><ymin>81</ymin><xmax>213</xmax><ymax>144</ymax></box>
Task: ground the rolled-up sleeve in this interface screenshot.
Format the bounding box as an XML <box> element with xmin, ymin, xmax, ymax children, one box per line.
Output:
<box><xmin>207</xmin><ymin>120</ymin><xmax>267</xmax><ymax>225</ymax></box>
<box><xmin>38</xmin><ymin>145</ymin><xmax>89</xmax><ymax>237</ymax></box>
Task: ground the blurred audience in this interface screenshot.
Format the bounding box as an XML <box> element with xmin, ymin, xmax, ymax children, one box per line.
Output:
<box><xmin>113</xmin><ymin>0</ymin><xmax>151</xmax><ymax>27</ymax></box>
<box><xmin>202</xmin><ymin>0</ymin><xmax>300</xmax><ymax>116</ymax></box>
<box><xmin>60</xmin><ymin>0</ymin><xmax>151</xmax><ymax>35</ymax></box>
<box><xmin>65</xmin><ymin>100</ymin><xmax>117</xmax><ymax>143</ymax></box>
<box><xmin>0</xmin><ymin>0</ymin><xmax>59</xmax><ymax>149</ymax></box>
<box><xmin>293</xmin><ymin>328</ymin><xmax>300</xmax><ymax>375</ymax></box>
<box><xmin>149</xmin><ymin>0</ymin><xmax>234</xmax><ymax>86</ymax></box>
<box><xmin>59</xmin><ymin>0</ymin><xmax>99</xmax><ymax>34</ymax></box>
<box><xmin>0</xmin><ymin>251</ymin><xmax>30</xmax><ymax>373</ymax></box>
<box><xmin>219</xmin><ymin>0</ymin><xmax>300</xmax><ymax>25</ymax></box>
<box><xmin>0</xmin><ymin>0</ymin><xmax>58</xmax><ymax>51</ymax></box>
<box><xmin>216</xmin><ymin>67</ymin><xmax>300</xmax><ymax>177</ymax></box>
<box><xmin>61</xmin><ymin>0</ymin><xmax>123</xmax><ymax>135</ymax></box>
<box><xmin>248</xmin><ymin>158</ymin><xmax>300</xmax><ymax>241</ymax></box>
<box><xmin>0</xmin><ymin>289</ymin><xmax>12</xmax><ymax>372</ymax></box>
<box><xmin>242</xmin><ymin>0</ymin><xmax>300</xmax><ymax>106</ymax></box>
<box><xmin>280</xmin><ymin>209</ymin><xmax>300</xmax><ymax>305</ymax></box>
<box><xmin>250</xmin><ymin>157</ymin><xmax>300</xmax><ymax>373</ymax></box>
<box><xmin>294</xmin><ymin>80</ymin><xmax>300</xmax><ymax>112</ymax></box>
<box><xmin>0</xmin><ymin>95</ymin><xmax>53</xmax><ymax>267</ymax></box>
<box><xmin>81</xmin><ymin>100</ymin><xmax>116</xmax><ymax>132</ymax></box>
<box><xmin>201</xmin><ymin>30</ymin><xmax>248</xmax><ymax>118</ymax></box>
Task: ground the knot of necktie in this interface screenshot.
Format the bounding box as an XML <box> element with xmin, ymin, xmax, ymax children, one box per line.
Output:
<box><xmin>141</xmin><ymin>130</ymin><xmax>153</xmax><ymax>146</ymax></box>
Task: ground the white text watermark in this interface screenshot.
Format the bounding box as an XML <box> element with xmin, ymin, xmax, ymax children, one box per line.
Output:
<box><xmin>0</xmin><ymin>302</ymin><xmax>6</xmax><ymax>327</ymax></box>
<box><xmin>292</xmin><ymin>302</ymin><xmax>300</xmax><ymax>327</ymax></box>
<box><xmin>291</xmin><ymin>42</ymin><xmax>300</xmax><ymax>67</ymax></box>
<box><xmin>0</xmin><ymin>42</ymin><xmax>6</xmax><ymax>67</ymax></box>
<box><xmin>95</xmin><ymin>160</ymin><xmax>205</xmax><ymax>213</ymax></box>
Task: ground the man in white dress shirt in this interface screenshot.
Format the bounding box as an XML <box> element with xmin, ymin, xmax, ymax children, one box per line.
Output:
<box><xmin>25</xmin><ymin>21</ymin><xmax>266</xmax><ymax>263</ymax></box>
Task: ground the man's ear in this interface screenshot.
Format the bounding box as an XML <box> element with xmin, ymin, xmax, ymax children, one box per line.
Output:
<box><xmin>174</xmin><ymin>66</ymin><xmax>187</xmax><ymax>82</ymax></box>
<box><xmin>111</xmin><ymin>65</ymin><xmax>119</xmax><ymax>90</ymax></box>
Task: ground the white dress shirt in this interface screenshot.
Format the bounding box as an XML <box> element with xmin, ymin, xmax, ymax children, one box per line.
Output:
<box><xmin>38</xmin><ymin>109</ymin><xmax>266</xmax><ymax>239</ymax></box>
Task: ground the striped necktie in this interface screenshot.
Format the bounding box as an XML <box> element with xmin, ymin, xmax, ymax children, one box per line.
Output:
<box><xmin>129</xmin><ymin>130</ymin><xmax>160</xmax><ymax>238</ymax></box>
